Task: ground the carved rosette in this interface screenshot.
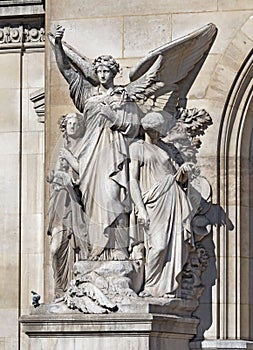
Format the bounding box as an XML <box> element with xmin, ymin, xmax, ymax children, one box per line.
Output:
<box><xmin>0</xmin><ymin>25</ymin><xmax>45</xmax><ymax>45</ymax></box>
<box><xmin>24</xmin><ymin>27</ymin><xmax>45</xmax><ymax>42</ymax></box>
<box><xmin>0</xmin><ymin>26</ymin><xmax>22</xmax><ymax>44</ymax></box>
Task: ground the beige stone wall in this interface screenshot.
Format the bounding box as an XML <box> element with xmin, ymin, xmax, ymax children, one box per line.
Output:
<box><xmin>0</xmin><ymin>50</ymin><xmax>21</xmax><ymax>350</ymax></box>
<box><xmin>20</xmin><ymin>49</ymin><xmax>45</xmax><ymax>350</ymax></box>
<box><xmin>0</xmin><ymin>6</ymin><xmax>45</xmax><ymax>346</ymax></box>
<box><xmin>0</xmin><ymin>46</ymin><xmax>45</xmax><ymax>349</ymax></box>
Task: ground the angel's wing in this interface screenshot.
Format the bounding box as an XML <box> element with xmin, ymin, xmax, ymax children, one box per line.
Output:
<box><xmin>123</xmin><ymin>55</ymin><xmax>164</xmax><ymax>100</ymax></box>
<box><xmin>126</xmin><ymin>23</ymin><xmax>217</xmax><ymax>114</ymax></box>
<box><xmin>48</xmin><ymin>33</ymin><xmax>99</xmax><ymax>112</ymax></box>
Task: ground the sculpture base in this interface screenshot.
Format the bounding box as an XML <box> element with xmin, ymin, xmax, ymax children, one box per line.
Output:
<box><xmin>20</xmin><ymin>311</ymin><xmax>198</xmax><ymax>350</ymax></box>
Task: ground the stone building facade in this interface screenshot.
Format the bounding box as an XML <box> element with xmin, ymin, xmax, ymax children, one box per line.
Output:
<box><xmin>0</xmin><ymin>1</ymin><xmax>252</xmax><ymax>349</ymax></box>
<box><xmin>0</xmin><ymin>1</ymin><xmax>45</xmax><ymax>349</ymax></box>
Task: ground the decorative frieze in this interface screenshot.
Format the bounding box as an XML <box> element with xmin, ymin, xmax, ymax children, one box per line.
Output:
<box><xmin>0</xmin><ymin>25</ymin><xmax>45</xmax><ymax>45</ymax></box>
<box><xmin>0</xmin><ymin>0</ymin><xmax>44</xmax><ymax>5</ymax></box>
<box><xmin>25</xmin><ymin>27</ymin><xmax>45</xmax><ymax>42</ymax></box>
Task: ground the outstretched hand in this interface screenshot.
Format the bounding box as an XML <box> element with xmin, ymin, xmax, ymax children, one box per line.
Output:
<box><xmin>55</xmin><ymin>25</ymin><xmax>65</xmax><ymax>39</ymax></box>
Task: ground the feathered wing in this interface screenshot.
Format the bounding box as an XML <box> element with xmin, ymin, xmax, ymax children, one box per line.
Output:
<box><xmin>48</xmin><ymin>32</ymin><xmax>99</xmax><ymax>112</ymax></box>
<box><xmin>126</xmin><ymin>23</ymin><xmax>217</xmax><ymax>114</ymax></box>
<box><xmin>124</xmin><ymin>55</ymin><xmax>165</xmax><ymax>100</ymax></box>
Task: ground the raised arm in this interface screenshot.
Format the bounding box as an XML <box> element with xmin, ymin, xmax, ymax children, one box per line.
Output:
<box><xmin>54</xmin><ymin>25</ymin><xmax>77</xmax><ymax>84</ymax></box>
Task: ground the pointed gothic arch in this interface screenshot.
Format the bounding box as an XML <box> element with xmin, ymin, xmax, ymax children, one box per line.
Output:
<box><xmin>217</xmin><ymin>49</ymin><xmax>253</xmax><ymax>340</ymax></box>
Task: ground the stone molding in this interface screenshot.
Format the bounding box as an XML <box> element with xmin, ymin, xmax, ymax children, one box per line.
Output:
<box><xmin>20</xmin><ymin>312</ymin><xmax>198</xmax><ymax>350</ymax></box>
<box><xmin>190</xmin><ymin>340</ymin><xmax>253</xmax><ymax>349</ymax></box>
<box><xmin>0</xmin><ymin>1</ymin><xmax>44</xmax><ymax>17</ymax></box>
<box><xmin>30</xmin><ymin>88</ymin><xmax>45</xmax><ymax>123</ymax></box>
<box><xmin>21</xmin><ymin>313</ymin><xmax>198</xmax><ymax>336</ymax></box>
<box><xmin>0</xmin><ymin>25</ymin><xmax>45</xmax><ymax>45</ymax></box>
<box><xmin>0</xmin><ymin>0</ymin><xmax>44</xmax><ymax>5</ymax></box>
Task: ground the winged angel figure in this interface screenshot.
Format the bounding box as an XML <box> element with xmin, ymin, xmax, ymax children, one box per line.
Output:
<box><xmin>48</xmin><ymin>23</ymin><xmax>217</xmax><ymax>281</ymax></box>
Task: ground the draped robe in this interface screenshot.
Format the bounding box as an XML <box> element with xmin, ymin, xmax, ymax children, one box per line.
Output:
<box><xmin>78</xmin><ymin>93</ymin><xmax>140</xmax><ymax>257</ymax></box>
<box><xmin>130</xmin><ymin>140</ymin><xmax>193</xmax><ymax>296</ymax></box>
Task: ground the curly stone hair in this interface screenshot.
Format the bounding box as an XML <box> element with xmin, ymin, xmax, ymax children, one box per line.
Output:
<box><xmin>58</xmin><ymin>113</ymin><xmax>84</xmax><ymax>144</ymax></box>
<box><xmin>141</xmin><ymin>112</ymin><xmax>165</xmax><ymax>132</ymax></box>
<box><xmin>58</xmin><ymin>113</ymin><xmax>83</xmax><ymax>132</ymax></box>
<box><xmin>93</xmin><ymin>55</ymin><xmax>120</xmax><ymax>77</ymax></box>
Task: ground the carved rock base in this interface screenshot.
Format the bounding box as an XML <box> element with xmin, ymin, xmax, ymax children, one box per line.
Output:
<box><xmin>56</xmin><ymin>259</ymin><xmax>201</xmax><ymax>315</ymax></box>
<box><xmin>20</xmin><ymin>312</ymin><xmax>199</xmax><ymax>350</ymax></box>
<box><xmin>64</xmin><ymin>259</ymin><xmax>144</xmax><ymax>313</ymax></box>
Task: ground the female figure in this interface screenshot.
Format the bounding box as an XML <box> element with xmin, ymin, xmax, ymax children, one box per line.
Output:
<box><xmin>129</xmin><ymin>112</ymin><xmax>194</xmax><ymax>297</ymax></box>
<box><xmin>47</xmin><ymin>113</ymin><xmax>87</xmax><ymax>299</ymax></box>
<box><xmin>54</xmin><ymin>26</ymin><xmax>140</xmax><ymax>260</ymax></box>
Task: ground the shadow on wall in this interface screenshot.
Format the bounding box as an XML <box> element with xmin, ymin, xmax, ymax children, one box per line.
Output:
<box><xmin>190</xmin><ymin>201</ymin><xmax>234</xmax><ymax>346</ymax></box>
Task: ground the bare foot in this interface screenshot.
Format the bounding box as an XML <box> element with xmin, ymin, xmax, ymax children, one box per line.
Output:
<box><xmin>139</xmin><ymin>290</ymin><xmax>152</xmax><ymax>297</ymax></box>
<box><xmin>130</xmin><ymin>243</ymin><xmax>144</xmax><ymax>260</ymax></box>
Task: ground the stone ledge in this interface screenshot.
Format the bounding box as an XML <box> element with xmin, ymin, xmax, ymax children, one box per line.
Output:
<box><xmin>190</xmin><ymin>340</ymin><xmax>253</xmax><ymax>349</ymax></box>
<box><xmin>20</xmin><ymin>312</ymin><xmax>198</xmax><ymax>337</ymax></box>
<box><xmin>20</xmin><ymin>312</ymin><xmax>199</xmax><ymax>350</ymax></box>
<box><xmin>0</xmin><ymin>0</ymin><xmax>43</xmax><ymax>5</ymax></box>
<box><xmin>0</xmin><ymin>1</ymin><xmax>44</xmax><ymax>17</ymax></box>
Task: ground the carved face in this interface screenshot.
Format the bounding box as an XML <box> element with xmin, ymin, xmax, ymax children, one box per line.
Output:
<box><xmin>66</xmin><ymin>116</ymin><xmax>84</xmax><ymax>138</ymax></box>
<box><xmin>96</xmin><ymin>65</ymin><xmax>114</xmax><ymax>86</ymax></box>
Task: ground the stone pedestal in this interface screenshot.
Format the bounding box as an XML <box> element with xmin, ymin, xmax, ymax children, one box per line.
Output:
<box><xmin>20</xmin><ymin>312</ymin><xmax>198</xmax><ymax>350</ymax></box>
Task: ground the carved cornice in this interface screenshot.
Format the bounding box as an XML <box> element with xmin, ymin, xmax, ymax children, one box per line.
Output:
<box><xmin>30</xmin><ymin>88</ymin><xmax>45</xmax><ymax>123</ymax></box>
<box><xmin>0</xmin><ymin>0</ymin><xmax>45</xmax><ymax>43</ymax></box>
<box><xmin>0</xmin><ymin>1</ymin><xmax>44</xmax><ymax>5</ymax></box>
<box><xmin>0</xmin><ymin>25</ymin><xmax>45</xmax><ymax>45</ymax></box>
<box><xmin>0</xmin><ymin>1</ymin><xmax>44</xmax><ymax>17</ymax></box>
